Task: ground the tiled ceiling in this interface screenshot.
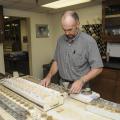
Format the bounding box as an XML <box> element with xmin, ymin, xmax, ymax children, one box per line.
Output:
<box><xmin>0</xmin><ymin>0</ymin><xmax>101</xmax><ymax>13</ymax></box>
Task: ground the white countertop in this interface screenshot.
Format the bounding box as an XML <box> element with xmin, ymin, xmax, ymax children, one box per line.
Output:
<box><xmin>22</xmin><ymin>76</ymin><xmax>114</xmax><ymax>120</ymax></box>
<box><xmin>47</xmin><ymin>97</ymin><xmax>112</xmax><ymax>120</ymax></box>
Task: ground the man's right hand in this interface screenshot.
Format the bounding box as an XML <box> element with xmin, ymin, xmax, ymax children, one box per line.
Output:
<box><xmin>40</xmin><ymin>61</ymin><xmax>58</xmax><ymax>87</ymax></box>
<box><xmin>40</xmin><ymin>77</ymin><xmax>51</xmax><ymax>87</ymax></box>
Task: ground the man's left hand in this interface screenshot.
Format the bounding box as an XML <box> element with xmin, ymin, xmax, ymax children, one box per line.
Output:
<box><xmin>69</xmin><ymin>79</ymin><xmax>84</xmax><ymax>94</ymax></box>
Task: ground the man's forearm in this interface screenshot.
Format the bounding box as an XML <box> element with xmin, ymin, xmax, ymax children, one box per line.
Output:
<box><xmin>80</xmin><ymin>68</ymin><xmax>103</xmax><ymax>83</ymax></box>
<box><xmin>46</xmin><ymin>61</ymin><xmax>58</xmax><ymax>79</ymax></box>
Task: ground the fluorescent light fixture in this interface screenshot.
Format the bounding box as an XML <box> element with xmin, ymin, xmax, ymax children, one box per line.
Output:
<box><xmin>4</xmin><ymin>16</ymin><xmax>9</xmax><ymax>19</ymax></box>
<box><xmin>42</xmin><ymin>0</ymin><xmax>91</xmax><ymax>9</ymax></box>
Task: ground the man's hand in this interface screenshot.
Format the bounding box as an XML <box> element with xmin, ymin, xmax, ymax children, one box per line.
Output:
<box><xmin>40</xmin><ymin>61</ymin><xmax>58</xmax><ymax>87</ymax></box>
<box><xmin>69</xmin><ymin>79</ymin><xmax>85</xmax><ymax>94</ymax></box>
<box><xmin>40</xmin><ymin>77</ymin><xmax>51</xmax><ymax>87</ymax></box>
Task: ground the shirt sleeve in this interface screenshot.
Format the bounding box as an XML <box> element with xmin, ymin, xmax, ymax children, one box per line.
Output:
<box><xmin>53</xmin><ymin>38</ymin><xmax>59</xmax><ymax>61</ymax></box>
<box><xmin>87</xmin><ymin>38</ymin><xmax>103</xmax><ymax>69</ymax></box>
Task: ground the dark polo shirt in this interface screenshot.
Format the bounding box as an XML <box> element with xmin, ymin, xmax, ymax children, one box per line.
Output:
<box><xmin>54</xmin><ymin>32</ymin><xmax>103</xmax><ymax>81</ymax></box>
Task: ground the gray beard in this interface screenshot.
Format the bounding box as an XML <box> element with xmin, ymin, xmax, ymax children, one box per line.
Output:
<box><xmin>66</xmin><ymin>35</ymin><xmax>75</xmax><ymax>40</ymax></box>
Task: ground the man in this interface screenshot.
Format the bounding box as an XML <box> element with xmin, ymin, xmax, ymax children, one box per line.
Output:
<box><xmin>41</xmin><ymin>11</ymin><xmax>103</xmax><ymax>94</ymax></box>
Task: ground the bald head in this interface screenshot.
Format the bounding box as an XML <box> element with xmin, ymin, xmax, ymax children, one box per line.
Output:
<box><xmin>62</xmin><ymin>11</ymin><xmax>79</xmax><ymax>22</ymax></box>
<box><xmin>61</xmin><ymin>11</ymin><xmax>80</xmax><ymax>39</ymax></box>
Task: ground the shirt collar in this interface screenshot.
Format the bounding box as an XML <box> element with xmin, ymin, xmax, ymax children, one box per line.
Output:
<box><xmin>64</xmin><ymin>31</ymin><xmax>81</xmax><ymax>43</ymax></box>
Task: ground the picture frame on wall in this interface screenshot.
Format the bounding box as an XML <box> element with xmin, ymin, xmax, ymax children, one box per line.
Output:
<box><xmin>36</xmin><ymin>24</ymin><xmax>49</xmax><ymax>38</ymax></box>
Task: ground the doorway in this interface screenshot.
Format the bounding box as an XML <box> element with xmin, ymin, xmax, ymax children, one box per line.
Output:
<box><xmin>3</xmin><ymin>16</ymin><xmax>30</xmax><ymax>76</ymax></box>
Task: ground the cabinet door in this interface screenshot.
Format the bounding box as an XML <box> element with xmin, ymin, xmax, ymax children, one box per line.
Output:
<box><xmin>0</xmin><ymin>6</ymin><xmax>4</xmax><ymax>43</ymax></box>
<box><xmin>91</xmin><ymin>77</ymin><xmax>115</xmax><ymax>101</ymax></box>
<box><xmin>114</xmin><ymin>82</ymin><xmax>120</xmax><ymax>103</ymax></box>
<box><xmin>90</xmin><ymin>68</ymin><xmax>117</xmax><ymax>102</ymax></box>
<box><xmin>114</xmin><ymin>73</ymin><xmax>120</xmax><ymax>103</ymax></box>
<box><xmin>100</xmin><ymin>68</ymin><xmax>117</xmax><ymax>80</ymax></box>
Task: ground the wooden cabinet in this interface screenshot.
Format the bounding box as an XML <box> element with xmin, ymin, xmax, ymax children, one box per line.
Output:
<box><xmin>0</xmin><ymin>5</ymin><xmax>4</xmax><ymax>43</ymax></box>
<box><xmin>113</xmin><ymin>82</ymin><xmax>120</xmax><ymax>103</ymax></box>
<box><xmin>90</xmin><ymin>68</ymin><xmax>120</xmax><ymax>103</ymax></box>
<box><xmin>102</xmin><ymin>0</ymin><xmax>120</xmax><ymax>43</ymax></box>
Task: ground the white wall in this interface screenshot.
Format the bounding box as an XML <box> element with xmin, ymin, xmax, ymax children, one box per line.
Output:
<box><xmin>4</xmin><ymin>8</ymin><xmax>54</xmax><ymax>78</ymax></box>
<box><xmin>0</xmin><ymin>44</ymin><xmax>5</xmax><ymax>74</ymax></box>
<box><xmin>77</xmin><ymin>5</ymin><xmax>102</xmax><ymax>25</ymax></box>
<box><xmin>0</xmin><ymin>4</ymin><xmax>102</xmax><ymax>78</ymax></box>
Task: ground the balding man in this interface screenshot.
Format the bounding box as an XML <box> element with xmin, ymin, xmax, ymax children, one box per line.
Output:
<box><xmin>41</xmin><ymin>11</ymin><xmax>103</xmax><ymax>94</ymax></box>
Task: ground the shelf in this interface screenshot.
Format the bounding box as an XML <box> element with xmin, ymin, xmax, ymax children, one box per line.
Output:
<box><xmin>104</xmin><ymin>0</ymin><xmax>120</xmax><ymax>6</ymax></box>
<box><xmin>105</xmin><ymin>14</ymin><xmax>120</xmax><ymax>18</ymax></box>
<box><xmin>102</xmin><ymin>0</ymin><xmax>120</xmax><ymax>43</ymax></box>
<box><xmin>103</xmin><ymin>34</ymin><xmax>120</xmax><ymax>43</ymax></box>
<box><xmin>105</xmin><ymin>17</ymin><xmax>120</xmax><ymax>26</ymax></box>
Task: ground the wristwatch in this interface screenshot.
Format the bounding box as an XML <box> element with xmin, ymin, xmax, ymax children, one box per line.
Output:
<box><xmin>80</xmin><ymin>78</ymin><xmax>86</xmax><ymax>85</ymax></box>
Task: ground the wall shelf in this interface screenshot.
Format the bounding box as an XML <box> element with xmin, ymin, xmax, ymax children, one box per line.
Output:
<box><xmin>105</xmin><ymin>14</ymin><xmax>120</xmax><ymax>18</ymax></box>
<box><xmin>103</xmin><ymin>34</ymin><xmax>120</xmax><ymax>43</ymax></box>
<box><xmin>102</xmin><ymin>0</ymin><xmax>120</xmax><ymax>43</ymax></box>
